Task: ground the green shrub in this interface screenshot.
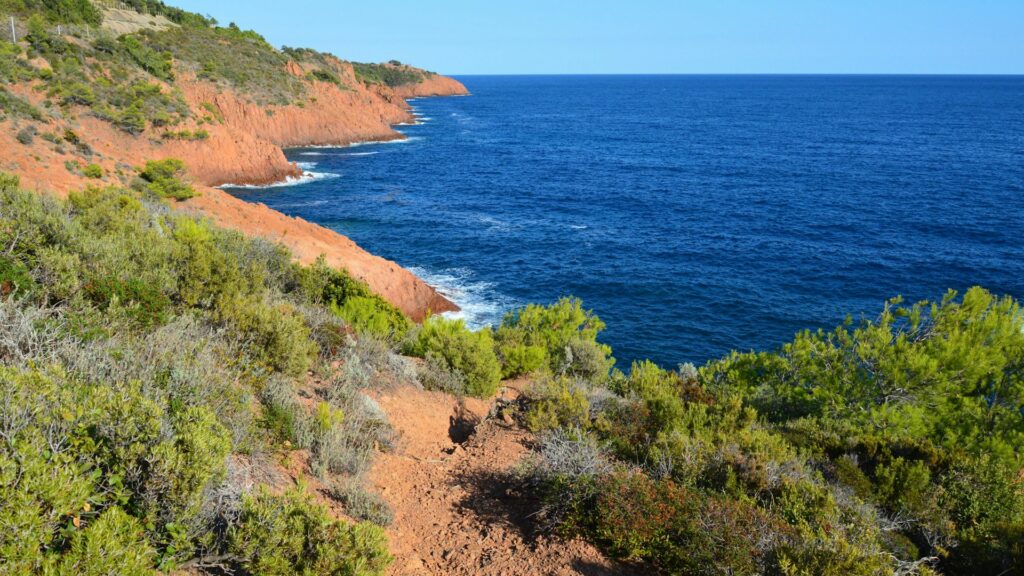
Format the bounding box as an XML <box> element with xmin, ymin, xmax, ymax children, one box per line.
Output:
<box><xmin>120</xmin><ymin>35</ymin><xmax>174</xmax><ymax>82</ymax></box>
<box><xmin>495</xmin><ymin>297</ymin><xmax>614</xmax><ymax>380</ymax></box>
<box><xmin>525</xmin><ymin>376</ymin><xmax>593</xmax><ymax>432</ymax></box>
<box><xmin>83</xmin><ymin>163</ymin><xmax>104</xmax><ymax>178</ymax></box>
<box><xmin>352</xmin><ymin>62</ymin><xmax>424</xmax><ymax>87</ymax></box>
<box><xmin>404</xmin><ymin>315</ymin><xmax>501</xmax><ymax>398</ymax></box>
<box><xmin>0</xmin><ymin>254</ymin><xmax>34</xmax><ymax>297</ymax></box>
<box><xmin>329</xmin><ymin>480</ymin><xmax>395</xmax><ymax>527</ymax></box>
<box><xmin>56</xmin><ymin>508</ymin><xmax>156</xmax><ymax>576</ymax></box>
<box><xmin>220</xmin><ymin>295</ymin><xmax>318</xmax><ymax>376</ymax></box>
<box><xmin>16</xmin><ymin>124</ymin><xmax>37</xmax><ymax>145</ymax></box>
<box><xmin>229</xmin><ymin>485</ymin><xmax>392</xmax><ymax>576</ymax></box>
<box><xmin>139</xmin><ymin>158</ymin><xmax>196</xmax><ymax>200</ymax></box>
<box><xmin>0</xmin><ymin>366</ymin><xmax>230</xmax><ymax>572</ymax></box>
<box><xmin>333</xmin><ymin>295</ymin><xmax>411</xmax><ymax>342</ymax></box>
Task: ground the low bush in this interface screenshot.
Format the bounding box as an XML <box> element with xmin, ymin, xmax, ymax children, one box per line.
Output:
<box><xmin>84</xmin><ymin>163</ymin><xmax>104</xmax><ymax>178</ymax></box>
<box><xmin>404</xmin><ymin>315</ymin><xmax>501</xmax><ymax>398</ymax></box>
<box><xmin>333</xmin><ymin>295</ymin><xmax>411</xmax><ymax>343</ymax></box>
<box><xmin>139</xmin><ymin>158</ymin><xmax>197</xmax><ymax>200</ymax></box>
<box><xmin>495</xmin><ymin>297</ymin><xmax>614</xmax><ymax>380</ymax></box>
<box><xmin>229</xmin><ymin>485</ymin><xmax>392</xmax><ymax>576</ymax></box>
<box><xmin>329</xmin><ymin>480</ymin><xmax>395</xmax><ymax>527</ymax></box>
<box><xmin>219</xmin><ymin>295</ymin><xmax>318</xmax><ymax>377</ymax></box>
<box><xmin>16</xmin><ymin>124</ymin><xmax>37</xmax><ymax>144</ymax></box>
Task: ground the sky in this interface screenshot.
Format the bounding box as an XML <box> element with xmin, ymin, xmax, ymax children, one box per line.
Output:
<box><xmin>170</xmin><ymin>1</ymin><xmax>1024</xmax><ymax>75</ymax></box>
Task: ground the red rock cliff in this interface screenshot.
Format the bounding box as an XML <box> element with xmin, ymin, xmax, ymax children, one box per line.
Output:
<box><xmin>0</xmin><ymin>57</ymin><xmax>469</xmax><ymax>320</ymax></box>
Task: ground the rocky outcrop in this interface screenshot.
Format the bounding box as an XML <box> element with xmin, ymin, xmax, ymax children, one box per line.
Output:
<box><xmin>0</xmin><ymin>61</ymin><xmax>468</xmax><ymax>320</ymax></box>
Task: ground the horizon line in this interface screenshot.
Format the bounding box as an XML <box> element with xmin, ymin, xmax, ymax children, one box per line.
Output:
<box><xmin>442</xmin><ymin>72</ymin><xmax>1024</xmax><ymax>77</ymax></box>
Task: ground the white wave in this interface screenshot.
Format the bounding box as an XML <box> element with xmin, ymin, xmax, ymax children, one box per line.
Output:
<box><xmin>299</xmin><ymin>152</ymin><xmax>325</xmax><ymax>156</ymax></box>
<box><xmin>275</xmin><ymin>199</ymin><xmax>329</xmax><ymax>209</ymax></box>
<box><xmin>408</xmin><ymin>266</ymin><xmax>517</xmax><ymax>330</ymax></box>
<box><xmin>345</xmin><ymin>151</ymin><xmax>379</xmax><ymax>157</ymax></box>
<box><xmin>296</xmin><ymin>161</ymin><xmax>318</xmax><ymax>170</ymax></box>
<box><xmin>569</xmin><ymin>224</ymin><xmax>588</xmax><ymax>230</ymax></box>
<box><xmin>475</xmin><ymin>214</ymin><xmax>514</xmax><ymax>232</ymax></box>
<box><xmin>346</xmin><ymin>136</ymin><xmax>421</xmax><ymax>148</ymax></box>
<box><xmin>218</xmin><ymin>170</ymin><xmax>339</xmax><ymax>189</ymax></box>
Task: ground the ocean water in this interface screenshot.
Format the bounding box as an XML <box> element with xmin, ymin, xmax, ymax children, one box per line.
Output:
<box><xmin>228</xmin><ymin>75</ymin><xmax>1024</xmax><ymax>368</ymax></box>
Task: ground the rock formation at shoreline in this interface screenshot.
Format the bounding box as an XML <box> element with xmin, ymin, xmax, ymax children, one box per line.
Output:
<box><xmin>0</xmin><ymin>48</ymin><xmax>467</xmax><ymax>319</ymax></box>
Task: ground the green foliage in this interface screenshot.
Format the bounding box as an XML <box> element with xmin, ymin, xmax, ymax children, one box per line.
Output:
<box><xmin>161</xmin><ymin>128</ymin><xmax>209</xmax><ymax>141</ymax></box>
<box><xmin>120</xmin><ymin>35</ymin><xmax>174</xmax><ymax>82</ymax></box>
<box><xmin>352</xmin><ymin>62</ymin><xmax>425</xmax><ymax>87</ymax></box>
<box><xmin>139</xmin><ymin>158</ymin><xmax>196</xmax><ymax>200</ymax></box>
<box><xmin>1</xmin><ymin>87</ymin><xmax>44</xmax><ymax>121</ymax></box>
<box><xmin>0</xmin><ymin>367</ymin><xmax>229</xmax><ymax>572</ymax></box>
<box><xmin>405</xmin><ymin>315</ymin><xmax>501</xmax><ymax>398</ymax></box>
<box><xmin>334</xmin><ymin>296</ymin><xmax>411</xmax><ymax>342</ymax></box>
<box><xmin>83</xmin><ymin>163</ymin><xmax>103</xmax><ymax>178</ymax></box>
<box><xmin>0</xmin><ymin>0</ymin><xmax>102</xmax><ymax>25</ymax></box>
<box><xmin>0</xmin><ymin>175</ymin><xmax>409</xmax><ymax>573</ymax></box>
<box><xmin>524</xmin><ymin>288</ymin><xmax>1024</xmax><ymax>576</ymax></box>
<box><xmin>144</xmin><ymin>24</ymin><xmax>305</xmax><ymax>105</ymax></box>
<box><xmin>220</xmin><ymin>295</ymin><xmax>318</xmax><ymax>376</ymax></box>
<box><xmin>309</xmin><ymin>68</ymin><xmax>342</xmax><ymax>85</ymax></box>
<box><xmin>495</xmin><ymin>297</ymin><xmax>614</xmax><ymax>380</ymax></box>
<box><xmin>297</xmin><ymin>256</ymin><xmax>411</xmax><ymax>342</ymax></box>
<box><xmin>15</xmin><ymin>124</ymin><xmax>36</xmax><ymax>144</ymax></box>
<box><xmin>0</xmin><ymin>253</ymin><xmax>34</xmax><ymax>297</ymax></box>
<box><xmin>229</xmin><ymin>485</ymin><xmax>392</xmax><ymax>576</ymax></box>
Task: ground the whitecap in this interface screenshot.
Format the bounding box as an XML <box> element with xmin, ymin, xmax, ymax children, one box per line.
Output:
<box><xmin>569</xmin><ymin>224</ymin><xmax>588</xmax><ymax>230</ymax></box>
<box><xmin>296</xmin><ymin>161</ymin><xmax>318</xmax><ymax>170</ymax></box>
<box><xmin>218</xmin><ymin>170</ymin><xmax>339</xmax><ymax>189</ymax></box>
<box><xmin>408</xmin><ymin>266</ymin><xmax>518</xmax><ymax>330</ymax></box>
<box><xmin>275</xmin><ymin>199</ymin><xmax>329</xmax><ymax>209</ymax></box>
<box><xmin>345</xmin><ymin>151</ymin><xmax>379</xmax><ymax>157</ymax></box>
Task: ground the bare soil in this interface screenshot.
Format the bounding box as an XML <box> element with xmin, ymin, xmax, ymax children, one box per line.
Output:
<box><xmin>367</xmin><ymin>385</ymin><xmax>640</xmax><ymax>576</ymax></box>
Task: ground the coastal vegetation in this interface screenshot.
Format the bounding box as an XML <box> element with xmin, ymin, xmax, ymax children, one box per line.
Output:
<box><xmin>0</xmin><ymin>2</ymin><xmax>1019</xmax><ymax>576</ymax></box>
<box><xmin>0</xmin><ymin>171</ymin><xmax>406</xmax><ymax>574</ymax></box>
<box><xmin>1</xmin><ymin>156</ymin><xmax>1019</xmax><ymax>574</ymax></box>
<box><xmin>519</xmin><ymin>288</ymin><xmax>1024</xmax><ymax>576</ymax></box>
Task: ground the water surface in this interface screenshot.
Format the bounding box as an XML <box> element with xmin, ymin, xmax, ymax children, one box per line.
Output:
<box><xmin>229</xmin><ymin>75</ymin><xmax>1024</xmax><ymax>367</ymax></box>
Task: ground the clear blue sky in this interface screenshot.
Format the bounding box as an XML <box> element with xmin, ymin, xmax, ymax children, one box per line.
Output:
<box><xmin>170</xmin><ymin>0</ymin><xmax>1023</xmax><ymax>75</ymax></box>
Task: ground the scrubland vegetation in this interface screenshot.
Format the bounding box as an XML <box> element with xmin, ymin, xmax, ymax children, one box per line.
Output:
<box><xmin>519</xmin><ymin>289</ymin><xmax>1024</xmax><ymax>576</ymax></box>
<box><xmin>0</xmin><ymin>170</ymin><xmax>414</xmax><ymax>574</ymax></box>
<box><xmin>3</xmin><ymin>158</ymin><xmax>1019</xmax><ymax>574</ymax></box>
<box><xmin>1</xmin><ymin>3</ymin><xmax>1020</xmax><ymax>576</ymax></box>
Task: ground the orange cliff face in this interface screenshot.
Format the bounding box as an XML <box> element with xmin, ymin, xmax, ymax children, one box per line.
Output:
<box><xmin>0</xmin><ymin>58</ymin><xmax>469</xmax><ymax>321</ymax></box>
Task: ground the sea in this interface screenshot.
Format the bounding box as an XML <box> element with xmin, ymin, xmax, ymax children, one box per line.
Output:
<box><xmin>226</xmin><ymin>75</ymin><xmax>1024</xmax><ymax>368</ymax></box>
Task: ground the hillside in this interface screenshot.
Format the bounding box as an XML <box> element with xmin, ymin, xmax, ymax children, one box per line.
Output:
<box><xmin>0</xmin><ymin>0</ymin><xmax>466</xmax><ymax>319</ymax></box>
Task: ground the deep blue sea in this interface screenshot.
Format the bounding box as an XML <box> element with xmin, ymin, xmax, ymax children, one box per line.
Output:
<box><xmin>228</xmin><ymin>75</ymin><xmax>1024</xmax><ymax>368</ymax></box>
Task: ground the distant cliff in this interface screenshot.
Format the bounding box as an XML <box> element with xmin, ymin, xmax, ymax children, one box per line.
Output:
<box><xmin>0</xmin><ymin>10</ymin><xmax>467</xmax><ymax>319</ymax></box>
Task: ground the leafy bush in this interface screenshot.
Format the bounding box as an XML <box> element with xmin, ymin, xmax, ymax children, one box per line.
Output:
<box><xmin>15</xmin><ymin>124</ymin><xmax>36</xmax><ymax>144</ymax></box>
<box><xmin>329</xmin><ymin>480</ymin><xmax>395</xmax><ymax>527</ymax></box>
<box><xmin>229</xmin><ymin>485</ymin><xmax>392</xmax><ymax>576</ymax></box>
<box><xmin>139</xmin><ymin>158</ymin><xmax>196</xmax><ymax>200</ymax></box>
<box><xmin>219</xmin><ymin>295</ymin><xmax>318</xmax><ymax>376</ymax></box>
<box><xmin>296</xmin><ymin>256</ymin><xmax>411</xmax><ymax>342</ymax></box>
<box><xmin>404</xmin><ymin>315</ymin><xmax>501</xmax><ymax>398</ymax></box>
<box><xmin>333</xmin><ymin>295</ymin><xmax>411</xmax><ymax>343</ymax></box>
<box><xmin>352</xmin><ymin>62</ymin><xmax>425</xmax><ymax>87</ymax></box>
<box><xmin>0</xmin><ymin>169</ymin><xmax>405</xmax><ymax>574</ymax></box>
<box><xmin>495</xmin><ymin>297</ymin><xmax>614</xmax><ymax>380</ymax></box>
<box><xmin>83</xmin><ymin>163</ymin><xmax>104</xmax><ymax>178</ymax></box>
<box><xmin>521</xmin><ymin>288</ymin><xmax>1024</xmax><ymax>576</ymax></box>
<box><xmin>121</xmin><ymin>35</ymin><xmax>174</xmax><ymax>82</ymax></box>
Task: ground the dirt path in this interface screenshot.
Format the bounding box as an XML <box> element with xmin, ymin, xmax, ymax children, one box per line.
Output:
<box><xmin>368</xmin><ymin>386</ymin><xmax>637</xmax><ymax>576</ymax></box>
